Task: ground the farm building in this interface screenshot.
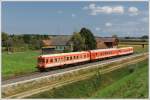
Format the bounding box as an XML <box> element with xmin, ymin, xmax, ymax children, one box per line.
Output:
<box><xmin>96</xmin><ymin>37</ymin><xmax>119</xmax><ymax>49</ymax></box>
<box><xmin>42</xmin><ymin>35</ymin><xmax>119</xmax><ymax>54</ymax></box>
<box><xmin>42</xmin><ymin>35</ymin><xmax>73</xmax><ymax>54</ymax></box>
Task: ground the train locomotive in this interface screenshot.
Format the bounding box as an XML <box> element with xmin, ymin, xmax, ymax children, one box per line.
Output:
<box><xmin>37</xmin><ymin>47</ymin><xmax>133</xmax><ymax>71</ymax></box>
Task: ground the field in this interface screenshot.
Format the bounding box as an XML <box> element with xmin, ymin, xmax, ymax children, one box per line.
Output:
<box><xmin>2</xmin><ymin>42</ymin><xmax>148</xmax><ymax>79</ymax></box>
<box><xmin>2</xmin><ymin>51</ymin><xmax>40</xmax><ymax>79</ymax></box>
<box><xmin>92</xmin><ymin>59</ymin><xmax>148</xmax><ymax>98</ymax></box>
<box><xmin>28</xmin><ymin>59</ymin><xmax>148</xmax><ymax>98</ymax></box>
<box><xmin>118</xmin><ymin>43</ymin><xmax>148</xmax><ymax>53</ymax></box>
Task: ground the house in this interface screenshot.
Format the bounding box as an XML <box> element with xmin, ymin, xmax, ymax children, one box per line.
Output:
<box><xmin>42</xmin><ymin>35</ymin><xmax>73</xmax><ymax>54</ymax></box>
<box><xmin>96</xmin><ymin>37</ymin><xmax>119</xmax><ymax>49</ymax></box>
<box><xmin>42</xmin><ymin>35</ymin><xmax>119</xmax><ymax>54</ymax></box>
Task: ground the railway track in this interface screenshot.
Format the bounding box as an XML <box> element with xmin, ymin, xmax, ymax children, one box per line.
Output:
<box><xmin>2</xmin><ymin>52</ymin><xmax>147</xmax><ymax>85</ymax></box>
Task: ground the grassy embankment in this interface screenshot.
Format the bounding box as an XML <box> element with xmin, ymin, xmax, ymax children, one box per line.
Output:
<box><xmin>28</xmin><ymin>59</ymin><xmax>148</xmax><ymax>98</ymax></box>
<box><xmin>92</xmin><ymin>59</ymin><xmax>148</xmax><ymax>98</ymax></box>
<box><xmin>2</xmin><ymin>42</ymin><xmax>148</xmax><ymax>79</ymax></box>
<box><xmin>2</xmin><ymin>51</ymin><xmax>40</xmax><ymax>79</ymax></box>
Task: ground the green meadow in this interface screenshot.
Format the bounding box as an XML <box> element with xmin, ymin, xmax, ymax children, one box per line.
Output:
<box><xmin>2</xmin><ymin>51</ymin><xmax>40</xmax><ymax>79</ymax></box>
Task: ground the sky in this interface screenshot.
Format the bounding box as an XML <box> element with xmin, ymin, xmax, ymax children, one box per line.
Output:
<box><xmin>2</xmin><ymin>1</ymin><xmax>149</xmax><ymax>37</ymax></box>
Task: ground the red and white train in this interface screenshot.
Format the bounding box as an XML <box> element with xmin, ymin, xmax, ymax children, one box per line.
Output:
<box><xmin>37</xmin><ymin>47</ymin><xmax>133</xmax><ymax>71</ymax></box>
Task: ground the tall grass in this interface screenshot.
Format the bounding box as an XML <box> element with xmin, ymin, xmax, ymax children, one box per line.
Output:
<box><xmin>92</xmin><ymin>59</ymin><xmax>148</xmax><ymax>98</ymax></box>
<box><xmin>2</xmin><ymin>51</ymin><xmax>40</xmax><ymax>78</ymax></box>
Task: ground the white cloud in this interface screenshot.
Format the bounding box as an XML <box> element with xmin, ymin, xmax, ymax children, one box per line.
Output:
<box><xmin>83</xmin><ymin>4</ymin><xmax>124</xmax><ymax>15</ymax></box>
<box><xmin>95</xmin><ymin>27</ymin><xmax>101</xmax><ymax>31</ymax></box>
<box><xmin>71</xmin><ymin>14</ymin><xmax>76</xmax><ymax>17</ymax></box>
<box><xmin>128</xmin><ymin>7</ymin><xmax>139</xmax><ymax>16</ymax></box>
<box><xmin>105</xmin><ymin>22</ymin><xmax>112</xmax><ymax>27</ymax></box>
<box><xmin>113</xmin><ymin>6</ymin><xmax>124</xmax><ymax>14</ymax></box>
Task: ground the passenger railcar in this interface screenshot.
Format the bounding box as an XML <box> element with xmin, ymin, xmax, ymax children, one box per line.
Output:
<box><xmin>37</xmin><ymin>47</ymin><xmax>133</xmax><ymax>71</ymax></box>
<box><xmin>118</xmin><ymin>47</ymin><xmax>133</xmax><ymax>56</ymax></box>
<box><xmin>90</xmin><ymin>48</ymin><xmax>119</xmax><ymax>61</ymax></box>
<box><xmin>38</xmin><ymin>51</ymin><xmax>90</xmax><ymax>70</ymax></box>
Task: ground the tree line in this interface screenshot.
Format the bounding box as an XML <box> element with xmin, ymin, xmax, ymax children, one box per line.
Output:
<box><xmin>2</xmin><ymin>28</ymin><xmax>97</xmax><ymax>52</ymax></box>
<box><xmin>2</xmin><ymin>32</ymin><xmax>49</xmax><ymax>52</ymax></box>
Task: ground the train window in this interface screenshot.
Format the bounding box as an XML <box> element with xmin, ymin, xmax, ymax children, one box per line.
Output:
<box><xmin>70</xmin><ymin>56</ymin><xmax>72</xmax><ymax>60</ymax></box>
<box><xmin>55</xmin><ymin>58</ymin><xmax>57</xmax><ymax>62</ymax></box>
<box><xmin>74</xmin><ymin>56</ymin><xmax>76</xmax><ymax>59</ymax></box>
<box><xmin>84</xmin><ymin>55</ymin><xmax>86</xmax><ymax>58</ymax></box>
<box><xmin>46</xmin><ymin>59</ymin><xmax>48</xmax><ymax>63</ymax></box>
<box><xmin>67</xmin><ymin>57</ymin><xmax>69</xmax><ymax>60</ymax></box>
<box><xmin>50</xmin><ymin>59</ymin><xmax>53</xmax><ymax>63</ymax></box>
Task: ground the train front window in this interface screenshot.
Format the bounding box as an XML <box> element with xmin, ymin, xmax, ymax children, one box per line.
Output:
<box><xmin>38</xmin><ymin>58</ymin><xmax>44</xmax><ymax>63</ymax></box>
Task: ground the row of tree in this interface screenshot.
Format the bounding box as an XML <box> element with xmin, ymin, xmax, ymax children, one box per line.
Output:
<box><xmin>2</xmin><ymin>32</ymin><xmax>49</xmax><ymax>52</ymax></box>
<box><xmin>2</xmin><ymin>28</ymin><xmax>97</xmax><ymax>52</ymax></box>
<box><xmin>70</xmin><ymin>28</ymin><xmax>96</xmax><ymax>51</ymax></box>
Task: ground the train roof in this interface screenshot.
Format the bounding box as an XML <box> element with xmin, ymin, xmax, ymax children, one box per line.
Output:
<box><xmin>40</xmin><ymin>51</ymin><xmax>89</xmax><ymax>57</ymax></box>
<box><xmin>90</xmin><ymin>48</ymin><xmax>117</xmax><ymax>52</ymax></box>
<box><xmin>39</xmin><ymin>47</ymin><xmax>133</xmax><ymax>58</ymax></box>
<box><xmin>118</xmin><ymin>47</ymin><xmax>133</xmax><ymax>49</ymax></box>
